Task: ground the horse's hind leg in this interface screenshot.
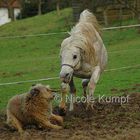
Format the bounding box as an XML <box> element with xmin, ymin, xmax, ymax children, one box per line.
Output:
<box><xmin>82</xmin><ymin>79</ymin><xmax>89</xmax><ymax>97</ymax></box>
<box><xmin>87</xmin><ymin>66</ymin><xmax>101</xmax><ymax>109</ymax></box>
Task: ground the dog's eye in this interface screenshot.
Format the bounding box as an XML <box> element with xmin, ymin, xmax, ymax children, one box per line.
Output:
<box><xmin>73</xmin><ymin>55</ymin><xmax>77</xmax><ymax>59</ymax></box>
<box><xmin>30</xmin><ymin>88</ymin><xmax>40</xmax><ymax>96</ymax></box>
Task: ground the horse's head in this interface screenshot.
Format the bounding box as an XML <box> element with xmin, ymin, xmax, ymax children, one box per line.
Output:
<box><xmin>60</xmin><ymin>40</ymin><xmax>82</xmax><ymax>83</ymax></box>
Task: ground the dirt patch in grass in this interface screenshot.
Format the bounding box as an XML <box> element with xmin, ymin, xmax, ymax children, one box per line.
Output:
<box><xmin>0</xmin><ymin>85</ymin><xmax>140</xmax><ymax>140</ymax></box>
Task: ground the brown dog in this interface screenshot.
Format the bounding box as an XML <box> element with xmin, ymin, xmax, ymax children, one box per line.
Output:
<box><xmin>6</xmin><ymin>84</ymin><xmax>63</xmax><ymax>133</ymax></box>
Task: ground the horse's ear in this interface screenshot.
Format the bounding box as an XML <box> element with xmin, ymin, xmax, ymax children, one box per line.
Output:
<box><xmin>30</xmin><ymin>88</ymin><xmax>40</xmax><ymax>96</ymax></box>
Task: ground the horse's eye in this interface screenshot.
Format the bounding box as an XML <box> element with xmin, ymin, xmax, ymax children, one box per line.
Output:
<box><xmin>73</xmin><ymin>55</ymin><xmax>77</xmax><ymax>59</ymax></box>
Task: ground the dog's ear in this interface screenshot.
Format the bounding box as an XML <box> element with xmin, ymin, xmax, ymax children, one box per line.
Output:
<box><xmin>30</xmin><ymin>88</ymin><xmax>40</xmax><ymax>96</ymax></box>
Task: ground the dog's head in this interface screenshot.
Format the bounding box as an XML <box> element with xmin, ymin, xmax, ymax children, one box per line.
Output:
<box><xmin>29</xmin><ymin>84</ymin><xmax>55</xmax><ymax>101</ymax></box>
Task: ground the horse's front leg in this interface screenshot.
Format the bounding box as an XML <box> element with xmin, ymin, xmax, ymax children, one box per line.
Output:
<box><xmin>59</xmin><ymin>82</ymin><xmax>68</xmax><ymax>114</ymax></box>
<box><xmin>87</xmin><ymin>66</ymin><xmax>101</xmax><ymax>109</ymax></box>
<box><xmin>69</xmin><ymin>77</ymin><xmax>76</xmax><ymax>111</ymax></box>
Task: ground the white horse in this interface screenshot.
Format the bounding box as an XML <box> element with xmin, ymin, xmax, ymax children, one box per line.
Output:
<box><xmin>59</xmin><ymin>10</ymin><xmax>108</xmax><ymax>111</ymax></box>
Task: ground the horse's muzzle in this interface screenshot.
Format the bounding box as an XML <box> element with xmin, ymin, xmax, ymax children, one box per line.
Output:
<box><xmin>60</xmin><ymin>72</ymin><xmax>72</xmax><ymax>83</ymax></box>
<box><xmin>60</xmin><ymin>76</ymin><xmax>71</xmax><ymax>83</ymax></box>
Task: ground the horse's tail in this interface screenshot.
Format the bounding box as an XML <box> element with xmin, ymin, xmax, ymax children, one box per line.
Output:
<box><xmin>79</xmin><ymin>9</ymin><xmax>101</xmax><ymax>35</ymax></box>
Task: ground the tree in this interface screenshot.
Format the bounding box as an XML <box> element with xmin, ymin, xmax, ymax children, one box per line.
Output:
<box><xmin>19</xmin><ymin>0</ymin><xmax>71</xmax><ymax>18</ymax></box>
<box><xmin>72</xmin><ymin>0</ymin><xmax>92</xmax><ymax>22</ymax></box>
<box><xmin>29</xmin><ymin>0</ymin><xmax>43</xmax><ymax>15</ymax></box>
<box><xmin>72</xmin><ymin>0</ymin><xmax>81</xmax><ymax>22</ymax></box>
<box><xmin>37</xmin><ymin>0</ymin><xmax>42</xmax><ymax>15</ymax></box>
<box><xmin>56</xmin><ymin>0</ymin><xmax>60</xmax><ymax>16</ymax></box>
<box><xmin>117</xmin><ymin>0</ymin><xmax>140</xmax><ymax>33</ymax></box>
<box><xmin>19</xmin><ymin>0</ymin><xmax>25</xmax><ymax>19</ymax></box>
<box><xmin>7</xmin><ymin>0</ymin><xmax>15</xmax><ymax>21</ymax></box>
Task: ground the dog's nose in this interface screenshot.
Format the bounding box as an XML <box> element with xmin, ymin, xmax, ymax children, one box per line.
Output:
<box><xmin>32</xmin><ymin>84</ymin><xmax>36</xmax><ymax>87</ymax></box>
<box><xmin>52</xmin><ymin>93</ymin><xmax>56</xmax><ymax>98</ymax></box>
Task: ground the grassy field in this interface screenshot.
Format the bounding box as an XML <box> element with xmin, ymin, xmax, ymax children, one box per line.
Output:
<box><xmin>0</xmin><ymin>8</ymin><xmax>140</xmax><ymax>110</ymax></box>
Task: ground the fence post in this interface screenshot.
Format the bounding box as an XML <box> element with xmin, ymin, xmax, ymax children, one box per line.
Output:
<box><xmin>138</xmin><ymin>0</ymin><xmax>140</xmax><ymax>33</ymax></box>
<box><xmin>103</xmin><ymin>8</ymin><xmax>108</xmax><ymax>26</ymax></box>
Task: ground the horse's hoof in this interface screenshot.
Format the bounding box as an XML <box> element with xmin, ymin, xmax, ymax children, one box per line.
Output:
<box><xmin>86</xmin><ymin>103</ymin><xmax>95</xmax><ymax>110</ymax></box>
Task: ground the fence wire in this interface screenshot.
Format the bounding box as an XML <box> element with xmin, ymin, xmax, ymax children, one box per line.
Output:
<box><xmin>0</xmin><ymin>64</ymin><xmax>139</xmax><ymax>86</ymax></box>
<box><xmin>0</xmin><ymin>24</ymin><xmax>140</xmax><ymax>39</ymax></box>
<box><xmin>0</xmin><ymin>24</ymin><xmax>139</xmax><ymax>86</ymax></box>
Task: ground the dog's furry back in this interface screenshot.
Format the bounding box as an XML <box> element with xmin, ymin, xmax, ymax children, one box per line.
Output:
<box><xmin>25</xmin><ymin>93</ymin><xmax>52</xmax><ymax>119</ymax></box>
<box><xmin>7</xmin><ymin>90</ymin><xmax>52</xmax><ymax>125</ymax></box>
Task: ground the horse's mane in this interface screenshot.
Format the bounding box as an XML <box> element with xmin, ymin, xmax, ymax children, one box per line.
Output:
<box><xmin>79</xmin><ymin>9</ymin><xmax>101</xmax><ymax>35</ymax></box>
<box><xmin>67</xmin><ymin>10</ymin><xmax>101</xmax><ymax>66</ymax></box>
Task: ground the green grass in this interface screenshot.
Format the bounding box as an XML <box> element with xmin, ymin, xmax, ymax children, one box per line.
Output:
<box><xmin>0</xmin><ymin>8</ymin><xmax>72</xmax><ymax>37</ymax></box>
<box><xmin>0</xmin><ymin>8</ymin><xmax>140</xmax><ymax>110</ymax></box>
